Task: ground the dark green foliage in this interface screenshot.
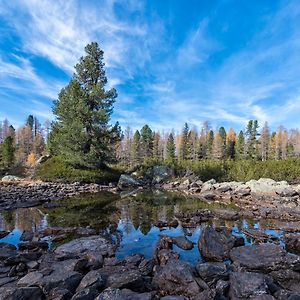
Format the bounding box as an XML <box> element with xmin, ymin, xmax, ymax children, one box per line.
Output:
<box><xmin>49</xmin><ymin>42</ymin><xmax>121</xmax><ymax>169</ymax></box>
<box><xmin>166</xmin><ymin>133</ymin><xmax>176</xmax><ymax>162</ymax></box>
<box><xmin>179</xmin><ymin>123</ymin><xmax>189</xmax><ymax>160</ymax></box>
<box><xmin>36</xmin><ymin>156</ymin><xmax>121</xmax><ymax>183</ymax></box>
<box><xmin>245</xmin><ymin>120</ymin><xmax>259</xmax><ymax>159</ymax></box>
<box><xmin>1</xmin><ymin>136</ymin><xmax>14</xmax><ymax>167</ymax></box>
<box><xmin>26</xmin><ymin>115</ymin><xmax>34</xmax><ymax>130</ymax></box>
<box><xmin>235</xmin><ymin>130</ymin><xmax>245</xmax><ymax>160</ymax></box>
<box><xmin>131</xmin><ymin>130</ymin><xmax>141</xmax><ymax>165</ymax></box>
<box><xmin>140</xmin><ymin>124</ymin><xmax>154</xmax><ymax>160</ymax></box>
<box><xmin>219</xmin><ymin>127</ymin><xmax>227</xmax><ymax>158</ymax></box>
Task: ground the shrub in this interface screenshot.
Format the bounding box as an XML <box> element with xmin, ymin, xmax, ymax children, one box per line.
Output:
<box><xmin>35</xmin><ymin>156</ymin><xmax>121</xmax><ymax>183</ymax></box>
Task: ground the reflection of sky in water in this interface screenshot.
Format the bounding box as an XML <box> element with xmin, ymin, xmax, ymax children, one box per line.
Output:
<box><xmin>0</xmin><ymin>191</ymin><xmax>299</xmax><ymax>262</ymax></box>
<box><xmin>116</xmin><ymin>220</ymin><xmax>202</xmax><ymax>264</ymax></box>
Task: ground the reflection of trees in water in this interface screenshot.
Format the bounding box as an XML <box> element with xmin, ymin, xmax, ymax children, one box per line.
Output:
<box><xmin>0</xmin><ymin>208</ymin><xmax>46</xmax><ymax>232</ymax></box>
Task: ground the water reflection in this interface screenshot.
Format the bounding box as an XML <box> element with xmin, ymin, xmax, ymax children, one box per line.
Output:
<box><xmin>0</xmin><ymin>190</ymin><xmax>298</xmax><ymax>264</ymax></box>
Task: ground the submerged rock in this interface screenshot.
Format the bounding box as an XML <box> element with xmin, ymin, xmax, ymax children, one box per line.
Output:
<box><xmin>172</xmin><ymin>236</ymin><xmax>193</xmax><ymax>250</ymax></box>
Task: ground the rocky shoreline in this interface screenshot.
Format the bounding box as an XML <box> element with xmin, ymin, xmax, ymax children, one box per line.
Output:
<box><xmin>0</xmin><ymin>180</ymin><xmax>117</xmax><ymax>210</ymax></box>
<box><xmin>0</xmin><ymin>224</ymin><xmax>299</xmax><ymax>299</ymax></box>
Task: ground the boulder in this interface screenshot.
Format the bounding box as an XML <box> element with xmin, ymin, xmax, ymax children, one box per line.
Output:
<box><xmin>1</xmin><ymin>175</ymin><xmax>22</xmax><ymax>183</ymax></box>
<box><xmin>229</xmin><ymin>272</ymin><xmax>269</xmax><ymax>299</ymax></box>
<box><xmin>0</xmin><ymin>287</ymin><xmax>44</xmax><ymax>300</ymax></box>
<box><xmin>71</xmin><ymin>287</ymin><xmax>100</xmax><ymax>300</ymax></box>
<box><xmin>196</xmin><ymin>262</ymin><xmax>229</xmax><ymax>283</ymax></box>
<box><xmin>117</xmin><ymin>175</ymin><xmax>141</xmax><ymax>188</ymax></box>
<box><xmin>270</xmin><ymin>269</ymin><xmax>300</xmax><ymax>292</ymax></box>
<box><xmin>151</xmin><ymin>166</ymin><xmax>173</xmax><ymax>184</ymax></box>
<box><xmin>76</xmin><ymin>270</ymin><xmax>105</xmax><ymax>291</ymax></box>
<box><xmin>230</xmin><ymin>244</ymin><xmax>298</xmax><ymax>272</ymax></box>
<box><xmin>246</xmin><ymin>178</ymin><xmax>290</xmax><ymax>193</ymax></box>
<box><xmin>20</xmin><ymin>230</ymin><xmax>34</xmax><ymax>242</ymax></box>
<box><xmin>172</xmin><ymin>236</ymin><xmax>193</xmax><ymax>250</ymax></box>
<box><xmin>152</xmin><ymin>259</ymin><xmax>203</xmax><ymax>298</ymax></box>
<box><xmin>198</xmin><ymin>226</ymin><xmax>237</xmax><ymax>261</ymax></box>
<box><xmin>201</xmin><ymin>179</ymin><xmax>216</xmax><ymax>192</ymax></box>
<box><xmin>54</xmin><ymin>235</ymin><xmax>116</xmax><ymax>257</ymax></box>
<box><xmin>95</xmin><ymin>287</ymin><xmax>152</xmax><ymax>300</ymax></box>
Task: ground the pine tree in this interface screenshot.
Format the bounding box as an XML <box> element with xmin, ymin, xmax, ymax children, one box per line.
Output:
<box><xmin>259</xmin><ymin>122</ymin><xmax>270</xmax><ymax>161</ymax></box>
<box><xmin>2</xmin><ymin>136</ymin><xmax>14</xmax><ymax>167</ymax></box>
<box><xmin>245</xmin><ymin>120</ymin><xmax>259</xmax><ymax>159</ymax></box>
<box><xmin>235</xmin><ymin>130</ymin><xmax>245</xmax><ymax>160</ymax></box>
<box><xmin>218</xmin><ymin>127</ymin><xmax>227</xmax><ymax>159</ymax></box>
<box><xmin>131</xmin><ymin>130</ymin><xmax>141</xmax><ymax>166</ymax></box>
<box><xmin>179</xmin><ymin>123</ymin><xmax>189</xmax><ymax>160</ymax></box>
<box><xmin>140</xmin><ymin>125</ymin><xmax>154</xmax><ymax>160</ymax></box>
<box><xmin>49</xmin><ymin>42</ymin><xmax>120</xmax><ymax>168</ymax></box>
<box><xmin>166</xmin><ymin>133</ymin><xmax>176</xmax><ymax>162</ymax></box>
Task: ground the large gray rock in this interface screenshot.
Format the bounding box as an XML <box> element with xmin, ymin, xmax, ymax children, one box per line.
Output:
<box><xmin>229</xmin><ymin>272</ymin><xmax>269</xmax><ymax>299</ymax></box>
<box><xmin>285</xmin><ymin>234</ymin><xmax>300</xmax><ymax>254</ymax></box>
<box><xmin>270</xmin><ymin>269</ymin><xmax>300</xmax><ymax>292</ymax></box>
<box><xmin>18</xmin><ymin>259</ymin><xmax>84</xmax><ymax>294</ymax></box>
<box><xmin>152</xmin><ymin>259</ymin><xmax>203</xmax><ymax>298</ymax></box>
<box><xmin>96</xmin><ymin>287</ymin><xmax>152</xmax><ymax>300</ymax></box>
<box><xmin>0</xmin><ymin>287</ymin><xmax>44</xmax><ymax>300</ymax></box>
<box><xmin>118</xmin><ymin>175</ymin><xmax>141</xmax><ymax>188</ymax></box>
<box><xmin>230</xmin><ymin>244</ymin><xmax>299</xmax><ymax>272</ymax></box>
<box><xmin>198</xmin><ymin>226</ymin><xmax>237</xmax><ymax>261</ymax></box>
<box><xmin>54</xmin><ymin>235</ymin><xmax>116</xmax><ymax>257</ymax></box>
<box><xmin>246</xmin><ymin>178</ymin><xmax>291</xmax><ymax>193</ymax></box>
<box><xmin>149</xmin><ymin>165</ymin><xmax>173</xmax><ymax>184</ymax></box>
<box><xmin>196</xmin><ymin>262</ymin><xmax>229</xmax><ymax>282</ymax></box>
<box><xmin>1</xmin><ymin>175</ymin><xmax>22</xmax><ymax>183</ymax></box>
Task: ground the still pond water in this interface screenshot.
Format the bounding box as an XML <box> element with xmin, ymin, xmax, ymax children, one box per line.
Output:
<box><xmin>0</xmin><ymin>190</ymin><xmax>297</xmax><ymax>264</ymax></box>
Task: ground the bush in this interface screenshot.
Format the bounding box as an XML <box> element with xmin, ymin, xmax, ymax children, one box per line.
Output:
<box><xmin>35</xmin><ymin>156</ymin><xmax>121</xmax><ymax>183</ymax></box>
<box><xmin>136</xmin><ymin>157</ymin><xmax>300</xmax><ymax>183</ymax></box>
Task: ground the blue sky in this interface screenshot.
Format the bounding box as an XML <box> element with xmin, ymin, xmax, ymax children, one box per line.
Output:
<box><xmin>1</xmin><ymin>0</ymin><xmax>300</xmax><ymax>132</ymax></box>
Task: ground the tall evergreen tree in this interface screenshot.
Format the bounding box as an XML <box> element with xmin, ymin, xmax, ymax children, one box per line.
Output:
<box><xmin>166</xmin><ymin>133</ymin><xmax>176</xmax><ymax>162</ymax></box>
<box><xmin>2</xmin><ymin>136</ymin><xmax>14</xmax><ymax>167</ymax></box>
<box><xmin>131</xmin><ymin>130</ymin><xmax>141</xmax><ymax>165</ymax></box>
<box><xmin>218</xmin><ymin>127</ymin><xmax>227</xmax><ymax>158</ymax></box>
<box><xmin>140</xmin><ymin>125</ymin><xmax>154</xmax><ymax>160</ymax></box>
<box><xmin>235</xmin><ymin>130</ymin><xmax>245</xmax><ymax>160</ymax></box>
<box><xmin>245</xmin><ymin>120</ymin><xmax>259</xmax><ymax>159</ymax></box>
<box><xmin>26</xmin><ymin>115</ymin><xmax>34</xmax><ymax>131</ymax></box>
<box><xmin>226</xmin><ymin>128</ymin><xmax>236</xmax><ymax>159</ymax></box>
<box><xmin>179</xmin><ymin>123</ymin><xmax>189</xmax><ymax>160</ymax></box>
<box><xmin>49</xmin><ymin>42</ymin><xmax>120</xmax><ymax>168</ymax></box>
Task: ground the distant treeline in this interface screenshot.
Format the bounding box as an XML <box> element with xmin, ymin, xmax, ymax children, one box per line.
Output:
<box><xmin>116</xmin><ymin>120</ymin><xmax>300</xmax><ymax>167</ymax></box>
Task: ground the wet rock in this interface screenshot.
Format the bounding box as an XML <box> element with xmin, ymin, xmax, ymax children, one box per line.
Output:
<box><xmin>149</xmin><ymin>165</ymin><xmax>173</xmax><ymax>184</ymax></box>
<box><xmin>198</xmin><ymin>226</ymin><xmax>237</xmax><ymax>261</ymax></box>
<box><xmin>54</xmin><ymin>235</ymin><xmax>116</xmax><ymax>257</ymax></box>
<box><xmin>285</xmin><ymin>234</ymin><xmax>300</xmax><ymax>254</ymax></box>
<box><xmin>230</xmin><ymin>244</ymin><xmax>295</xmax><ymax>272</ymax></box>
<box><xmin>84</xmin><ymin>250</ymin><xmax>104</xmax><ymax>270</ymax></box>
<box><xmin>270</xmin><ymin>269</ymin><xmax>300</xmax><ymax>292</ymax></box>
<box><xmin>229</xmin><ymin>272</ymin><xmax>269</xmax><ymax>299</ymax></box>
<box><xmin>196</xmin><ymin>262</ymin><xmax>229</xmax><ymax>282</ymax></box>
<box><xmin>168</xmin><ymin>219</ymin><xmax>179</xmax><ymax>228</ymax></box>
<box><xmin>0</xmin><ymin>243</ymin><xmax>17</xmax><ymax>250</ymax></box>
<box><xmin>75</xmin><ymin>227</ymin><xmax>97</xmax><ymax>237</ymax></box>
<box><xmin>20</xmin><ymin>230</ymin><xmax>34</xmax><ymax>242</ymax></box>
<box><xmin>0</xmin><ymin>286</ymin><xmax>44</xmax><ymax>300</ymax></box>
<box><xmin>125</xmin><ymin>253</ymin><xmax>144</xmax><ymax>267</ymax></box>
<box><xmin>118</xmin><ymin>174</ymin><xmax>141</xmax><ymax>188</ymax></box>
<box><xmin>160</xmin><ymin>296</ymin><xmax>187</xmax><ymax>300</ymax></box>
<box><xmin>172</xmin><ymin>236</ymin><xmax>193</xmax><ymax>250</ymax></box>
<box><xmin>242</xmin><ymin>229</ymin><xmax>278</xmax><ymax>244</ymax></box>
<box><xmin>154</xmin><ymin>235</ymin><xmax>173</xmax><ymax>263</ymax></box>
<box><xmin>18</xmin><ymin>241</ymin><xmax>48</xmax><ymax>251</ymax></box>
<box><xmin>152</xmin><ymin>259</ymin><xmax>203</xmax><ymax>298</ymax></box>
<box><xmin>0</xmin><ymin>231</ymin><xmax>9</xmax><ymax>239</ymax></box>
